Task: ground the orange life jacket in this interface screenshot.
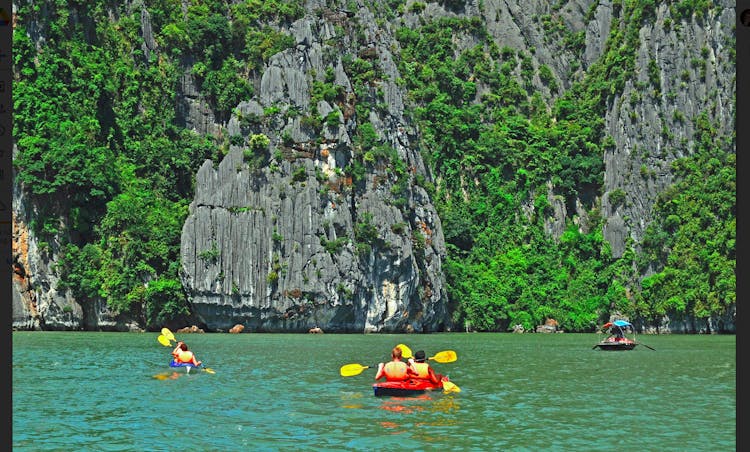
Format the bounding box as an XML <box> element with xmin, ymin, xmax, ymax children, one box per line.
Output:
<box><xmin>412</xmin><ymin>362</ymin><xmax>430</xmax><ymax>379</ymax></box>
<box><xmin>176</xmin><ymin>350</ymin><xmax>194</xmax><ymax>363</ymax></box>
<box><xmin>383</xmin><ymin>361</ymin><xmax>408</xmax><ymax>380</ymax></box>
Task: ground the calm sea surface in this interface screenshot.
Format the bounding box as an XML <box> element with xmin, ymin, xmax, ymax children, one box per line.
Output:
<box><xmin>12</xmin><ymin>332</ymin><xmax>735</xmax><ymax>451</ymax></box>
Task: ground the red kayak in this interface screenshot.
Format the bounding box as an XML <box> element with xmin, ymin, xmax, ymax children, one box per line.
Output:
<box><xmin>373</xmin><ymin>379</ymin><xmax>443</xmax><ymax>397</ymax></box>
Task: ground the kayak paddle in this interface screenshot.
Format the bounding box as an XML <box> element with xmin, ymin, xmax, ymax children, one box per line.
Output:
<box><xmin>442</xmin><ymin>380</ymin><xmax>461</xmax><ymax>393</ymax></box>
<box><xmin>161</xmin><ymin>327</ymin><xmax>176</xmax><ymax>342</ymax></box>
<box><xmin>341</xmin><ymin>350</ymin><xmax>457</xmax><ymax>376</ymax></box>
<box><xmin>396</xmin><ymin>343</ymin><xmax>413</xmax><ymax>359</ymax></box>
<box><xmin>200</xmin><ymin>365</ymin><xmax>216</xmax><ymax>374</ymax></box>
<box><xmin>429</xmin><ymin>350</ymin><xmax>457</xmax><ymax>363</ymax></box>
<box><xmin>398</xmin><ymin>344</ymin><xmax>458</xmax><ymax>364</ymax></box>
<box><xmin>340</xmin><ymin>363</ymin><xmax>376</xmax><ymax>377</ymax></box>
<box><xmin>339</xmin><ymin>344</ymin><xmax>412</xmax><ymax>375</ymax></box>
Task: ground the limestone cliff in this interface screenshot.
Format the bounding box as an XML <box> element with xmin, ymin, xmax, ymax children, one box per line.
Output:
<box><xmin>178</xmin><ymin>5</ymin><xmax>449</xmax><ymax>332</ymax></box>
<box><xmin>11</xmin><ymin>0</ymin><xmax>735</xmax><ymax>333</ymax></box>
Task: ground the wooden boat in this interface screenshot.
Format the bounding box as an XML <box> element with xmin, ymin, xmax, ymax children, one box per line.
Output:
<box><xmin>594</xmin><ymin>337</ymin><xmax>638</xmax><ymax>350</ymax></box>
<box><xmin>594</xmin><ymin>320</ymin><xmax>639</xmax><ymax>351</ymax></box>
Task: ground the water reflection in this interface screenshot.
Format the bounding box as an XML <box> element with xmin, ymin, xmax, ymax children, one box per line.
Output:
<box><xmin>429</xmin><ymin>395</ymin><xmax>461</xmax><ymax>414</ymax></box>
<box><xmin>339</xmin><ymin>391</ymin><xmax>366</xmax><ymax>409</ymax></box>
<box><xmin>378</xmin><ymin>392</ymin><xmax>462</xmax><ymax>416</ymax></box>
<box><xmin>379</xmin><ymin>394</ymin><xmax>430</xmax><ymax>413</ymax></box>
<box><xmin>152</xmin><ymin>371</ymin><xmax>181</xmax><ymax>380</ymax></box>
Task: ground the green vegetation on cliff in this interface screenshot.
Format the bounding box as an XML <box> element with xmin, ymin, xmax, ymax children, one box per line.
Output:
<box><xmin>13</xmin><ymin>0</ymin><xmax>734</xmax><ymax>331</ymax></box>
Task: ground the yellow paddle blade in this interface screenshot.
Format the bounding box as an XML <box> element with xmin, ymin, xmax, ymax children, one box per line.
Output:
<box><xmin>157</xmin><ymin>335</ymin><xmax>172</xmax><ymax>347</ymax></box>
<box><xmin>397</xmin><ymin>343</ymin><xmax>413</xmax><ymax>359</ymax></box>
<box><xmin>161</xmin><ymin>328</ymin><xmax>176</xmax><ymax>342</ymax></box>
<box><xmin>202</xmin><ymin>367</ymin><xmax>216</xmax><ymax>374</ymax></box>
<box><xmin>430</xmin><ymin>350</ymin><xmax>457</xmax><ymax>363</ymax></box>
<box><xmin>340</xmin><ymin>363</ymin><xmax>371</xmax><ymax>377</ymax></box>
<box><xmin>443</xmin><ymin>380</ymin><xmax>461</xmax><ymax>393</ymax></box>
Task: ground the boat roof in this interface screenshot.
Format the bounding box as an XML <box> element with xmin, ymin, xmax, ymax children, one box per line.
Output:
<box><xmin>602</xmin><ymin>320</ymin><xmax>632</xmax><ymax>328</ymax></box>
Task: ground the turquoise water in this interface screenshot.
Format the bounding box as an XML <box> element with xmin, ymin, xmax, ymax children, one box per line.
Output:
<box><xmin>13</xmin><ymin>332</ymin><xmax>735</xmax><ymax>451</ymax></box>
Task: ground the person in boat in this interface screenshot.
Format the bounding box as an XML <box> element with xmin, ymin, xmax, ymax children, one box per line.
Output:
<box><xmin>605</xmin><ymin>327</ymin><xmax>625</xmax><ymax>342</ymax></box>
<box><xmin>407</xmin><ymin>350</ymin><xmax>442</xmax><ymax>385</ymax></box>
<box><xmin>171</xmin><ymin>341</ymin><xmax>202</xmax><ymax>367</ymax></box>
<box><xmin>375</xmin><ymin>346</ymin><xmax>417</xmax><ymax>382</ymax></box>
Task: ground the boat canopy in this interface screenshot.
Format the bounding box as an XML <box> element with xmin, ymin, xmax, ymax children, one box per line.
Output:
<box><xmin>602</xmin><ymin>320</ymin><xmax>633</xmax><ymax>329</ymax></box>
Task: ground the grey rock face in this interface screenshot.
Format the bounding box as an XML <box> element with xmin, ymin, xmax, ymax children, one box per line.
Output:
<box><xmin>12</xmin><ymin>171</ymin><xmax>128</xmax><ymax>331</ymax></box>
<box><xmin>180</xmin><ymin>10</ymin><xmax>450</xmax><ymax>332</ymax></box>
<box><xmin>602</xmin><ymin>4</ymin><xmax>735</xmax><ymax>257</ymax></box>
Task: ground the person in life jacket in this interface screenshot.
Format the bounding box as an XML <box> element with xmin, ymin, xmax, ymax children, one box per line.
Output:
<box><xmin>375</xmin><ymin>346</ymin><xmax>417</xmax><ymax>382</ymax></box>
<box><xmin>171</xmin><ymin>341</ymin><xmax>202</xmax><ymax>366</ymax></box>
<box><xmin>407</xmin><ymin>350</ymin><xmax>442</xmax><ymax>384</ymax></box>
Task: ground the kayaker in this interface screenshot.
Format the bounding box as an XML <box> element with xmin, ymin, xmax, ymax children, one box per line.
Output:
<box><xmin>407</xmin><ymin>350</ymin><xmax>442</xmax><ymax>384</ymax></box>
<box><xmin>375</xmin><ymin>346</ymin><xmax>417</xmax><ymax>382</ymax></box>
<box><xmin>171</xmin><ymin>341</ymin><xmax>202</xmax><ymax>367</ymax></box>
